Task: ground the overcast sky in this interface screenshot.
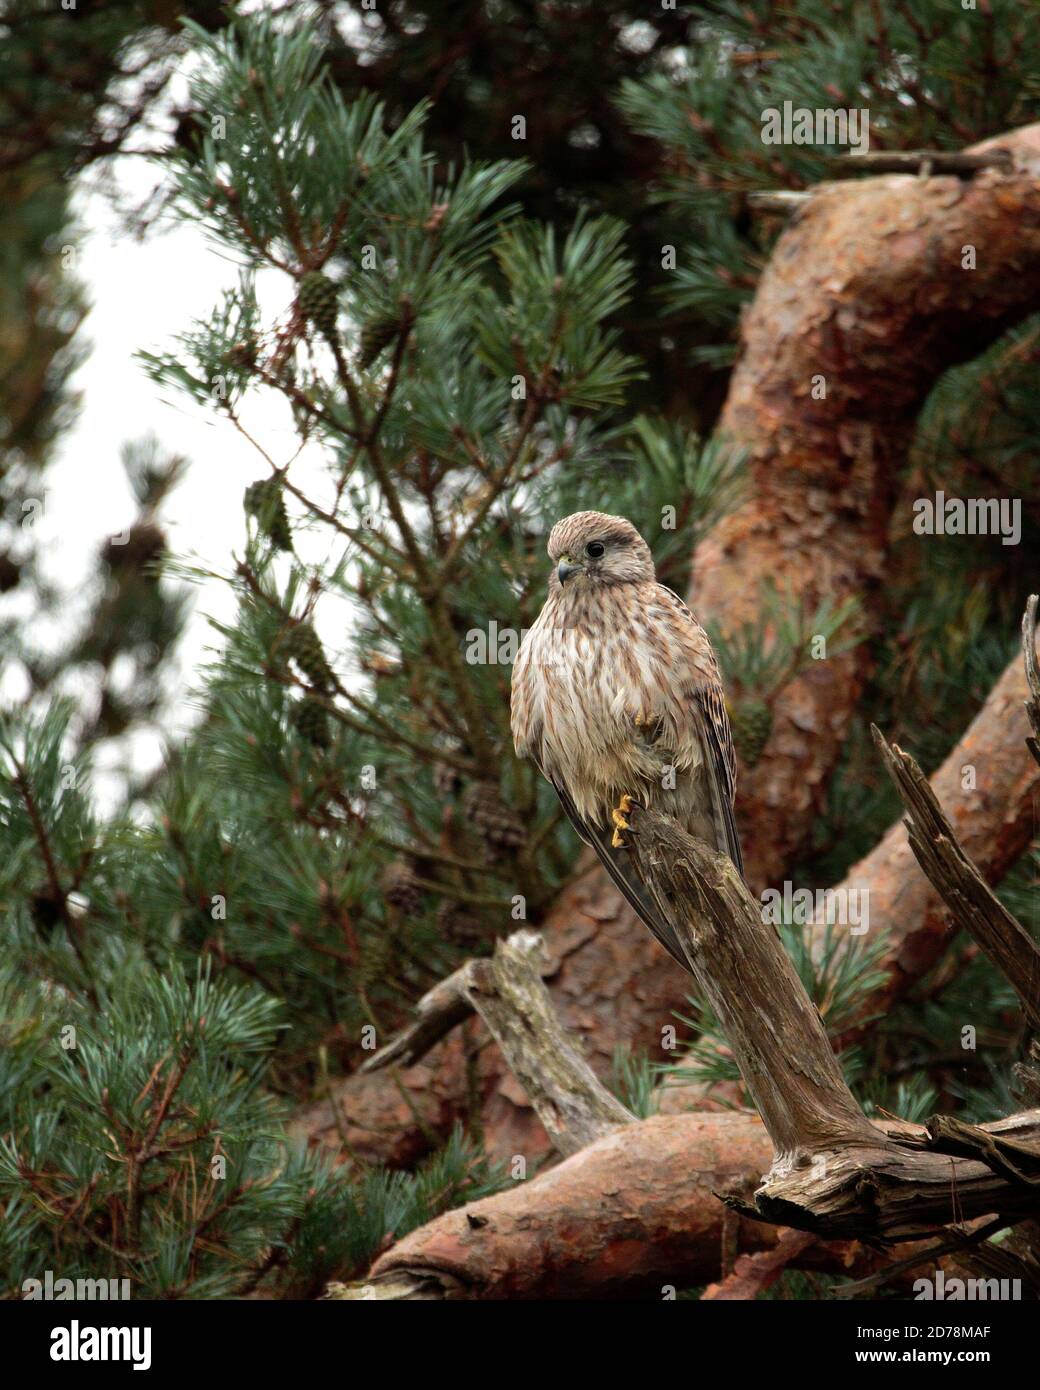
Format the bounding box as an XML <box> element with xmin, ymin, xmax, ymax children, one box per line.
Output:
<box><xmin>29</xmin><ymin>147</ymin><xmax>334</xmax><ymax>803</ymax></box>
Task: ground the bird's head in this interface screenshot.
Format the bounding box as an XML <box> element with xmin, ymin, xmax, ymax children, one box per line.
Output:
<box><xmin>546</xmin><ymin>511</ymin><xmax>655</xmax><ymax>590</ymax></box>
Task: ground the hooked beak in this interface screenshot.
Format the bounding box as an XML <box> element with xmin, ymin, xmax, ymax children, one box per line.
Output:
<box><xmin>557</xmin><ymin>556</ymin><xmax>583</xmax><ymax>585</ymax></box>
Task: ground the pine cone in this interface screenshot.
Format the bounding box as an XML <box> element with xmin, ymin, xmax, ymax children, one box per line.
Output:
<box><xmin>359</xmin><ymin>313</ymin><xmax>400</xmax><ymax>370</ymax></box>
<box><xmin>105</xmin><ymin>523</ymin><xmax>165</xmax><ymax>573</ymax></box>
<box><xmin>0</xmin><ymin>554</ymin><xmax>21</xmax><ymax>592</ymax></box>
<box><xmin>463</xmin><ymin>781</ymin><xmax>526</xmax><ymax>853</ymax></box>
<box><xmin>436</xmin><ymin>898</ymin><xmax>484</xmax><ymax>946</ymax></box>
<box><xmin>282</xmin><ymin>621</ymin><xmax>334</xmax><ymax>691</ymax></box>
<box><xmin>290</xmin><ymin>693</ymin><xmax>330</xmax><ymax>748</ymax></box>
<box><xmin>244</xmin><ymin>479</ymin><xmax>292</xmax><ymax>550</ymax></box>
<box><xmin>730</xmin><ymin>697</ymin><xmax>772</xmax><ymax>768</ymax></box>
<box><xmin>297</xmin><ymin>271</ymin><xmax>339</xmax><ymax>341</ymax></box>
<box><xmin>381</xmin><ymin>858</ymin><xmax>422</xmax><ymax>916</ymax></box>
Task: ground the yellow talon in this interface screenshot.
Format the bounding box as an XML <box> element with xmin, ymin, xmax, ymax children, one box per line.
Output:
<box><xmin>610</xmin><ymin>793</ymin><xmax>636</xmax><ymax>847</ymax></box>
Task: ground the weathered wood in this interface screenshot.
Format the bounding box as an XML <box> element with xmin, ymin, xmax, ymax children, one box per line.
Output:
<box><xmin>455</xmin><ymin>930</ymin><xmax>634</xmax><ymax>1157</ymax></box>
<box><xmin>358</xmin><ymin>930</ymin><xmax>632</xmax><ymax>1162</ymax></box>
<box><xmin>871</xmin><ymin>723</ymin><xmax>1040</xmax><ymax>1031</ymax></box>
<box><xmin>628</xmin><ymin>808</ymin><xmax>880</xmax><ymax>1169</ymax></box>
<box><xmin>625</xmin><ymin>807</ymin><xmax>1040</xmax><ymax>1240</ymax></box>
<box><xmin>358</xmin><ymin>965</ymin><xmax>473</xmax><ymax>1074</ymax></box>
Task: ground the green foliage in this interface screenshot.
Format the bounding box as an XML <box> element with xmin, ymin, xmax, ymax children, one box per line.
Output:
<box><xmin>3</xmin><ymin>2</ymin><xmax>1038</xmax><ymax>1303</ymax></box>
<box><xmin>708</xmin><ymin>586</ymin><xmax>863</xmax><ymax>766</ymax></box>
<box><xmin>0</xmin><ymin>960</ymin><xmax>289</xmax><ymax>1299</ymax></box>
<box><xmin>609</xmin><ymin>1046</ymin><xmax>658</xmax><ymax>1120</ymax></box>
<box><xmin>664</xmin><ymin>922</ymin><xmax>890</xmax><ymax>1096</ymax></box>
<box><xmin>619</xmin><ymin>1</ymin><xmax>1040</xmax><ymax>365</ymax></box>
<box><xmin>710</xmin><ymin>587</ymin><xmax>864</xmax><ymax>702</ymax></box>
<box><xmin>0</xmin><ymin>949</ymin><xmax>507</xmax><ymax>1298</ymax></box>
<box><xmin>3</xmin><ymin>17</ymin><xmax>737</xmax><ymax>1296</ymax></box>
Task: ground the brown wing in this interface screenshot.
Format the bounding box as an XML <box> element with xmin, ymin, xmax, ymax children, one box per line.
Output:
<box><xmin>541</xmin><ymin>766</ymin><xmax>693</xmax><ymax>974</ymax></box>
<box><xmin>656</xmin><ymin>586</ymin><xmax>744</xmax><ymax>879</ymax></box>
<box><xmin>691</xmin><ymin>684</ymin><xmax>744</xmax><ymax>878</ymax></box>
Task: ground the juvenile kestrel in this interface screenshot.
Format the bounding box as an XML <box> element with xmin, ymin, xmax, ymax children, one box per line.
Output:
<box><xmin>510</xmin><ymin>511</ymin><xmax>742</xmax><ymax>972</ymax></box>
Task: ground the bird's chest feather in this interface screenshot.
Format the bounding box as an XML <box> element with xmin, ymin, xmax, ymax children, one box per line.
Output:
<box><xmin>515</xmin><ymin>590</ymin><xmax>681</xmax><ymax>792</ymax></box>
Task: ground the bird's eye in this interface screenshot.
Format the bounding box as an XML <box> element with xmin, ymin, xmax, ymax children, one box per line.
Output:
<box><xmin>585</xmin><ymin>541</ymin><xmax>605</xmax><ymax>559</ymax></box>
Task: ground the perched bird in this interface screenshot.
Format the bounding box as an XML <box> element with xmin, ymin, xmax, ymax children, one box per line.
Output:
<box><xmin>511</xmin><ymin>511</ymin><xmax>742</xmax><ymax>972</ymax></box>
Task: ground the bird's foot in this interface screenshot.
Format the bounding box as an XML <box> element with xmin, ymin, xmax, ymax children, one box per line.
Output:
<box><xmin>610</xmin><ymin>792</ymin><xmax>636</xmax><ymax>848</ymax></box>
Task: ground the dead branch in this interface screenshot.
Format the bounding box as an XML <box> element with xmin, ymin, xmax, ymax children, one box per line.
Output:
<box><xmin>358</xmin><ymin>965</ymin><xmax>473</xmax><ymax>1075</ymax></box>
<box><xmin>871</xmin><ymin>723</ymin><xmax>1040</xmax><ymax>1031</ymax></box>
<box><xmin>629</xmin><ymin>808</ymin><xmax>880</xmax><ymax>1166</ymax></box>
<box><xmin>452</xmin><ymin>930</ymin><xmax>634</xmax><ymax>1157</ymax></box>
<box><xmin>826</xmin><ymin>149</ymin><xmax>1014</xmax><ymax>177</ymax></box>
<box><xmin>827</xmin><ymin>649</ymin><xmax>1037</xmax><ymax>1031</ymax></box>
<box><xmin>623</xmin><ymin>807</ymin><xmax>1040</xmax><ymax>1240</ymax></box>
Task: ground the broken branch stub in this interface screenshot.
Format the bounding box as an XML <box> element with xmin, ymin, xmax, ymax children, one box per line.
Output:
<box><xmin>457</xmin><ymin>930</ymin><xmax>634</xmax><ymax>1157</ymax></box>
<box><xmin>871</xmin><ymin>723</ymin><xmax>1040</xmax><ymax>1032</ymax></box>
<box><xmin>626</xmin><ymin>808</ymin><xmax>885</xmax><ymax>1170</ymax></box>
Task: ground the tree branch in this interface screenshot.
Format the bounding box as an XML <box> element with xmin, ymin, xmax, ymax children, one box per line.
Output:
<box><xmin>871</xmin><ymin>722</ymin><xmax>1040</xmax><ymax>1031</ymax></box>
<box><xmin>344</xmin><ymin>1108</ymin><xmax>1040</xmax><ymax>1299</ymax></box>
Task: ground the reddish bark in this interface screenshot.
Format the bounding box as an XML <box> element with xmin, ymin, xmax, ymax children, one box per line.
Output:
<box><xmin>362</xmin><ymin>1109</ymin><xmax>1038</xmax><ymax>1299</ymax></box>
<box><xmin>701</xmin><ymin>1229</ymin><xmax>816</xmax><ymax>1301</ymax></box>
<box><xmin>707</xmin><ymin>122</ymin><xmax>1040</xmax><ymax>888</ymax></box>
<box><xmin>368</xmin><ymin>1111</ymin><xmax>777</xmax><ymax>1298</ymax></box>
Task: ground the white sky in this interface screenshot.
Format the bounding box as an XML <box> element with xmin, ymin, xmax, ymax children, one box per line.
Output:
<box><xmin>29</xmin><ymin>151</ymin><xmax>336</xmax><ymax>805</ymax></box>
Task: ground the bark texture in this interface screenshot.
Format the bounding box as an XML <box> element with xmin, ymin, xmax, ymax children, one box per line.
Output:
<box><xmin>624</xmin><ymin>809</ymin><xmax>1040</xmax><ymax>1240</ymax></box>
<box><xmin>872</xmin><ymin>725</ymin><xmax>1040</xmax><ymax>1031</ymax></box>
<box><xmin>363</xmin><ymin>1112</ymin><xmax>777</xmax><ymax>1298</ymax></box>
<box><xmin>703</xmin><ymin>122</ymin><xmax>1040</xmax><ymax>889</ymax></box>
<box><xmin>339</xmin><ymin>1109</ymin><xmax>1040</xmax><ymax>1300</ymax></box>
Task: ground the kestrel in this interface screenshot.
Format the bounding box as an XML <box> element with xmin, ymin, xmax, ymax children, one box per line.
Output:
<box><xmin>510</xmin><ymin>511</ymin><xmax>742</xmax><ymax>972</ymax></box>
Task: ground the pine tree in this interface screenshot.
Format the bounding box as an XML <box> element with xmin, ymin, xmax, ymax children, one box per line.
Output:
<box><xmin>1</xmin><ymin>4</ymin><xmax>1037</xmax><ymax>1302</ymax></box>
